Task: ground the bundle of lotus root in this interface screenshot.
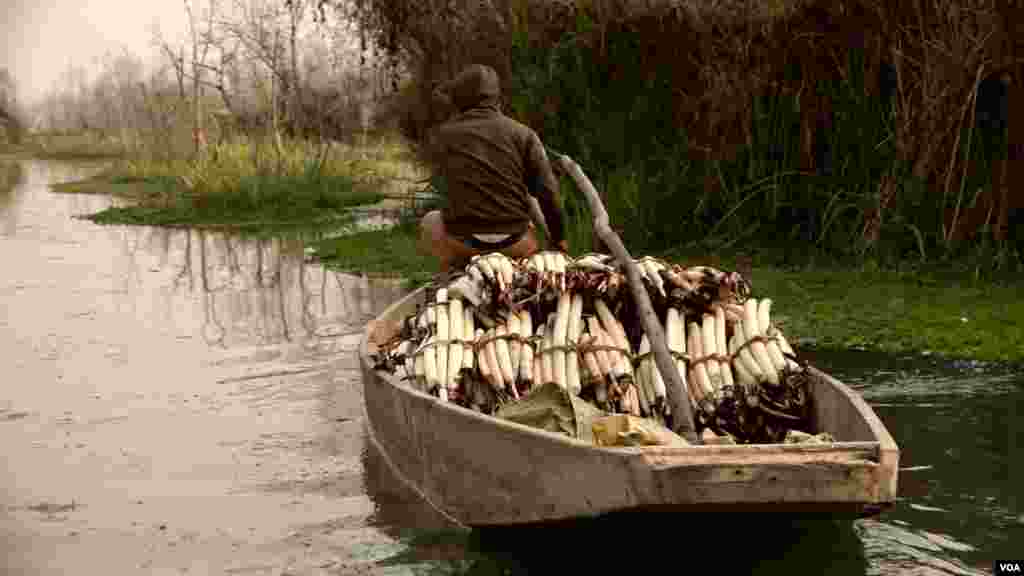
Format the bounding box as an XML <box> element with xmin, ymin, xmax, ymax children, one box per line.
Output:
<box><xmin>372</xmin><ymin>252</ymin><xmax>812</xmax><ymax>444</ymax></box>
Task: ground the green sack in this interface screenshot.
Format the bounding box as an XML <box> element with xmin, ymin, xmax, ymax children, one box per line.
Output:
<box><xmin>495</xmin><ymin>382</ymin><xmax>606</xmax><ymax>443</ymax></box>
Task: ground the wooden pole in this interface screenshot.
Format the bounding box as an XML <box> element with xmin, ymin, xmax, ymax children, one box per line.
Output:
<box><xmin>551</xmin><ymin>153</ymin><xmax>700</xmax><ymax>444</ymax></box>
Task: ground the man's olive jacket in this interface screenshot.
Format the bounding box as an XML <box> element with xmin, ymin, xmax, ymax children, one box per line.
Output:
<box><xmin>430</xmin><ymin>65</ymin><xmax>565</xmax><ymax>245</ymax></box>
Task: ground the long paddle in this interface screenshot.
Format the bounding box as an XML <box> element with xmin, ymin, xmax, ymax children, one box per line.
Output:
<box><xmin>545</xmin><ymin>149</ymin><xmax>700</xmax><ymax>444</ymax></box>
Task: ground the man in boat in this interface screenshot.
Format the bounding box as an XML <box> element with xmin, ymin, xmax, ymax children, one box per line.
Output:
<box><xmin>418</xmin><ymin>64</ymin><xmax>568</xmax><ymax>272</ymax></box>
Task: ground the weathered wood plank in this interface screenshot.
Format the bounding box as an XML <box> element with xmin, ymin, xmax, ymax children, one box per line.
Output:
<box><xmin>641</xmin><ymin>450</ymin><xmax>878</xmax><ymax>469</ymax></box>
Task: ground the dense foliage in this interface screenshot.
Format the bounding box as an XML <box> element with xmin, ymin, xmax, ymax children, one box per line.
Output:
<box><xmin>330</xmin><ymin>0</ymin><xmax>1022</xmax><ymax>274</ymax></box>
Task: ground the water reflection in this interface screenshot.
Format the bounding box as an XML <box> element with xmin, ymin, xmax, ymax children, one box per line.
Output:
<box><xmin>110</xmin><ymin>224</ymin><xmax>408</xmax><ymax>351</ymax></box>
<box><xmin>3</xmin><ymin>160</ymin><xmax>407</xmax><ymax>355</ymax></box>
<box><xmin>857</xmin><ymin>520</ymin><xmax>987</xmax><ymax>576</ymax></box>
<box><xmin>1</xmin><ymin>159</ymin><xmax>416</xmax><ymax>574</ymax></box>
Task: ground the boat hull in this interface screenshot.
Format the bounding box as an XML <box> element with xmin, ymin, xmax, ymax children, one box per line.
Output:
<box><xmin>360</xmin><ymin>288</ymin><xmax>899</xmax><ymax>527</ymax></box>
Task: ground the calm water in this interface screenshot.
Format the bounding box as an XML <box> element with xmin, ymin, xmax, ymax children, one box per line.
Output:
<box><xmin>0</xmin><ymin>159</ymin><xmax>1020</xmax><ymax>575</ymax></box>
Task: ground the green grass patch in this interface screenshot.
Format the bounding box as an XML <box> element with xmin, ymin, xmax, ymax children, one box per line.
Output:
<box><xmin>59</xmin><ymin>167</ymin><xmax>383</xmax><ymax>233</ymax></box>
<box><xmin>52</xmin><ymin>136</ymin><xmax>413</xmax><ymax>232</ymax></box>
<box><xmin>659</xmin><ymin>247</ymin><xmax>1023</xmax><ymax>363</ymax></box>
<box><xmin>81</xmin><ymin>204</ymin><xmax>363</xmax><ymax>237</ymax></box>
<box><xmin>308</xmin><ymin>221</ymin><xmax>436</xmax><ymax>289</ymax></box>
<box><xmin>79</xmin><ymin>176</ymin><xmax>381</xmax><ymax>231</ymax></box>
<box><xmin>758</xmin><ymin>265</ymin><xmax>1023</xmax><ymax>363</ymax></box>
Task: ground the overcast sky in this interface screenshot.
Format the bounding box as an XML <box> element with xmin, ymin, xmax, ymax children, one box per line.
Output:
<box><xmin>1</xmin><ymin>0</ymin><xmax>190</xmax><ymax>105</ymax></box>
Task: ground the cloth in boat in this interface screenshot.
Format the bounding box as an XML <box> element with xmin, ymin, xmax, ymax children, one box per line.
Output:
<box><xmin>495</xmin><ymin>383</ymin><xmax>689</xmax><ymax>446</ymax></box>
<box><xmin>495</xmin><ymin>381</ymin><xmax>604</xmax><ymax>443</ymax></box>
<box><xmin>591</xmin><ymin>414</ymin><xmax>690</xmax><ymax>447</ymax></box>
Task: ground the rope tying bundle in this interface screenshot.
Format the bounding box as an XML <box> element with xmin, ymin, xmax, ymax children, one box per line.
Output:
<box><xmin>472</xmin><ymin>332</ymin><xmax>527</xmax><ymax>354</ymax></box>
<box><xmin>574</xmin><ymin>339</ymin><xmax>632</xmax><ymax>360</ymax></box>
<box><xmin>412</xmin><ymin>338</ymin><xmax>464</xmax><ymax>356</ymax></box>
<box><xmin>731</xmin><ymin>333</ymin><xmax>780</xmax><ymax>360</ymax></box>
<box><xmin>633</xmin><ymin>350</ymin><xmax>689</xmax><ymax>365</ymax></box>
<box><xmin>686</xmin><ymin>352</ymin><xmax>732</xmax><ymax>369</ymax></box>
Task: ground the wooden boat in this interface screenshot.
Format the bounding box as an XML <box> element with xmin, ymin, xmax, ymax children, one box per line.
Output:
<box><xmin>360</xmin><ymin>287</ymin><xmax>900</xmax><ymax>528</ymax></box>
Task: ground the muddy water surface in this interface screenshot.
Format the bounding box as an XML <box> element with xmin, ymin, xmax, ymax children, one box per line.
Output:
<box><xmin>1</xmin><ymin>160</ymin><xmax>1021</xmax><ymax>575</ymax></box>
<box><xmin>1</xmin><ymin>160</ymin><xmax>412</xmax><ymax>575</ymax></box>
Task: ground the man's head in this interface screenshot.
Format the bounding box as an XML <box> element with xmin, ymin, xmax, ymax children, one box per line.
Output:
<box><xmin>443</xmin><ymin>64</ymin><xmax>502</xmax><ymax>113</ymax></box>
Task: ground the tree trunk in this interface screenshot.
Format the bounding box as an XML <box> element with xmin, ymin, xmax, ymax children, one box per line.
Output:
<box><xmin>1002</xmin><ymin>67</ymin><xmax>1022</xmax><ymax>244</ymax></box>
<box><xmin>289</xmin><ymin>3</ymin><xmax>303</xmax><ymax>138</ymax></box>
<box><xmin>192</xmin><ymin>32</ymin><xmax>203</xmax><ymax>158</ymax></box>
<box><xmin>177</xmin><ymin>47</ymin><xmax>187</xmax><ymax>100</ymax></box>
<box><xmin>271</xmin><ymin>28</ymin><xmax>283</xmax><ymax>168</ymax></box>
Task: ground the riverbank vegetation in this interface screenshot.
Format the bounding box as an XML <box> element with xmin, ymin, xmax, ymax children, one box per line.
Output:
<box><xmin>12</xmin><ymin>0</ymin><xmax>425</xmax><ymax>231</ymax></box>
<box><xmin>664</xmin><ymin>249</ymin><xmax>1023</xmax><ymax>363</ymax></box>
<box><xmin>54</xmin><ymin>136</ymin><xmax>413</xmax><ymax>232</ymax></box>
<box><xmin>329</xmin><ymin>0</ymin><xmax>1022</xmax><ymax>275</ymax></box>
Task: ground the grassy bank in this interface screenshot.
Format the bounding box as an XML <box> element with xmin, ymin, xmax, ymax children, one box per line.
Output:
<box><xmin>60</xmin><ymin>169</ymin><xmax>379</xmax><ymax>234</ymax></box>
<box><xmin>309</xmin><ymin>223</ymin><xmax>1023</xmax><ymax>363</ymax></box>
<box><xmin>663</xmin><ymin>249</ymin><xmax>1023</xmax><ymax>364</ymax></box>
<box><xmin>758</xmin><ymin>265</ymin><xmax>1022</xmax><ymax>364</ymax></box>
<box><xmin>0</xmin><ymin>131</ymin><xmax>127</xmax><ymax>161</ymax></box>
<box><xmin>51</xmin><ymin>135</ymin><xmax>424</xmax><ymax>233</ymax></box>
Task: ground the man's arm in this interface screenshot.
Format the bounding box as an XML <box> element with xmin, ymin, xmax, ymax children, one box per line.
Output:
<box><xmin>525</xmin><ymin>132</ymin><xmax>567</xmax><ymax>250</ymax></box>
